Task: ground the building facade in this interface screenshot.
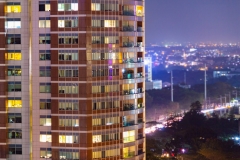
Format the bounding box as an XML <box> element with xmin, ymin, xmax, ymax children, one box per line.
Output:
<box><xmin>0</xmin><ymin>0</ymin><xmax>145</xmax><ymax>159</ymax></box>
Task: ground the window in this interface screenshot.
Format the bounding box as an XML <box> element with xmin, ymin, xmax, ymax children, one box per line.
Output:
<box><xmin>92</xmin><ymin>116</ymin><xmax>120</xmax><ymax>126</ymax></box>
<box><xmin>39</xmin><ymin>17</ymin><xmax>50</xmax><ymax>28</ymax></box>
<box><xmin>59</xmin><ymin>149</ymin><xmax>79</xmax><ymax>160</ymax></box>
<box><xmin>5</xmin><ymin>18</ymin><xmax>21</xmax><ymax>28</ymax></box>
<box><xmin>8</xmin><ymin>66</ymin><xmax>21</xmax><ymax>76</ymax></box>
<box><xmin>93</xmin><ymin>149</ymin><xmax>120</xmax><ymax>159</ymax></box>
<box><xmin>58</xmin><ymin>0</ymin><xmax>78</xmax><ymax>11</ymax></box>
<box><xmin>40</xmin><ymin>115</ymin><xmax>51</xmax><ymax>126</ymax></box>
<box><xmin>9</xmin><ymin>144</ymin><xmax>22</xmax><ymax>155</ymax></box>
<box><xmin>123</xmin><ymin>146</ymin><xmax>135</xmax><ymax>158</ymax></box>
<box><xmin>6</xmin><ymin>50</ymin><xmax>21</xmax><ymax>60</ymax></box>
<box><xmin>93</xmin><ymin>133</ymin><xmax>119</xmax><ymax>143</ymax></box>
<box><xmin>91</xmin><ymin>20</ymin><xmax>118</xmax><ymax>28</ymax></box>
<box><xmin>59</xmin><ymin>100</ymin><xmax>78</xmax><ymax>110</ymax></box>
<box><xmin>8</xmin><ymin>81</ymin><xmax>21</xmax><ymax>92</ymax></box>
<box><xmin>5</xmin><ymin>2</ymin><xmax>21</xmax><ymax>13</ymax></box>
<box><xmin>40</xmin><ymin>66</ymin><xmax>51</xmax><ymax>77</ymax></box>
<box><xmin>58</xmin><ymin>17</ymin><xmax>78</xmax><ymax>28</ymax></box>
<box><xmin>92</xmin><ymin>101</ymin><xmax>120</xmax><ymax>110</ymax></box>
<box><xmin>40</xmin><ymin>99</ymin><xmax>51</xmax><ymax>109</ymax></box>
<box><xmin>39</xmin><ymin>50</ymin><xmax>51</xmax><ymax>60</ymax></box>
<box><xmin>59</xmin><ymin>33</ymin><xmax>78</xmax><ymax>44</ymax></box>
<box><xmin>91</xmin><ymin>3</ymin><xmax>100</xmax><ymax>11</ymax></box>
<box><xmin>59</xmin><ymin>133</ymin><xmax>79</xmax><ymax>143</ymax></box>
<box><xmin>136</xmin><ymin>6</ymin><xmax>143</xmax><ymax>16</ymax></box>
<box><xmin>104</xmin><ymin>20</ymin><xmax>117</xmax><ymax>27</ymax></box>
<box><xmin>91</xmin><ymin>3</ymin><xmax>118</xmax><ymax>11</ymax></box>
<box><xmin>40</xmin><ymin>132</ymin><xmax>52</xmax><ymax>142</ymax></box>
<box><xmin>59</xmin><ymin>83</ymin><xmax>78</xmax><ymax>94</ymax></box>
<box><xmin>8</xmin><ymin>113</ymin><xmax>21</xmax><ymax>123</ymax></box>
<box><xmin>59</xmin><ymin>50</ymin><xmax>78</xmax><ymax>61</ymax></box>
<box><xmin>92</xmin><ymin>68</ymin><xmax>119</xmax><ymax>77</ymax></box>
<box><xmin>123</xmin><ymin>130</ymin><xmax>135</xmax><ymax>143</ymax></box>
<box><xmin>39</xmin><ymin>1</ymin><xmax>50</xmax><ymax>11</ymax></box>
<box><xmin>91</xmin><ymin>52</ymin><xmax>119</xmax><ymax>60</ymax></box>
<box><xmin>39</xmin><ymin>34</ymin><xmax>51</xmax><ymax>44</ymax></box>
<box><xmin>7</xmin><ymin>97</ymin><xmax>22</xmax><ymax>108</ymax></box>
<box><xmin>92</xmin><ymin>85</ymin><xmax>119</xmax><ymax>93</ymax></box>
<box><xmin>59</xmin><ymin>67</ymin><xmax>78</xmax><ymax>77</ymax></box>
<box><xmin>8</xmin><ymin>129</ymin><xmax>22</xmax><ymax>139</ymax></box>
<box><xmin>40</xmin><ymin>148</ymin><xmax>52</xmax><ymax>159</ymax></box>
<box><xmin>92</xmin><ymin>36</ymin><xmax>118</xmax><ymax>44</ymax></box>
<box><xmin>59</xmin><ymin>116</ymin><xmax>79</xmax><ymax>127</ymax></box>
<box><xmin>7</xmin><ymin>34</ymin><xmax>21</xmax><ymax>44</ymax></box>
<box><xmin>39</xmin><ymin>83</ymin><xmax>51</xmax><ymax>93</ymax></box>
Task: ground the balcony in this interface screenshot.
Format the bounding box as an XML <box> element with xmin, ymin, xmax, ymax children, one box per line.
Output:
<box><xmin>123</xmin><ymin>120</ymin><xmax>135</xmax><ymax>127</ymax></box>
<box><xmin>123</xmin><ymin>41</ymin><xmax>134</xmax><ymax>47</ymax></box>
<box><xmin>123</xmin><ymin>73</ymin><xmax>134</xmax><ymax>79</ymax></box>
<box><xmin>137</xmin><ymin>118</ymin><xmax>143</xmax><ymax>124</ymax></box>
<box><xmin>136</xmin><ymin>72</ymin><xmax>143</xmax><ymax>78</ymax></box>
<box><xmin>123</xmin><ymin>151</ymin><xmax>135</xmax><ymax>159</ymax></box>
<box><xmin>137</xmin><ymin>27</ymin><xmax>143</xmax><ymax>32</ymax></box>
<box><xmin>122</xmin><ymin>25</ymin><xmax>134</xmax><ymax>32</ymax></box>
<box><xmin>123</xmin><ymin>104</ymin><xmax>135</xmax><ymax>111</ymax></box>
<box><xmin>123</xmin><ymin>58</ymin><xmax>143</xmax><ymax>64</ymax></box>
<box><xmin>123</xmin><ymin>10</ymin><xmax>134</xmax><ymax>16</ymax></box>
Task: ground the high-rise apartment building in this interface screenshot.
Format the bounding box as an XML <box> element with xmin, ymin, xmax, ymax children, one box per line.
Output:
<box><xmin>0</xmin><ymin>0</ymin><xmax>145</xmax><ymax>159</ymax></box>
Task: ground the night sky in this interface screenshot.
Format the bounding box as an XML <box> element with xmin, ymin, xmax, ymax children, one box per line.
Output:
<box><xmin>146</xmin><ymin>0</ymin><xmax>240</xmax><ymax>44</ymax></box>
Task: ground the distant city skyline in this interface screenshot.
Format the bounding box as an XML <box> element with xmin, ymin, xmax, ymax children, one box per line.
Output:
<box><xmin>146</xmin><ymin>0</ymin><xmax>240</xmax><ymax>44</ymax></box>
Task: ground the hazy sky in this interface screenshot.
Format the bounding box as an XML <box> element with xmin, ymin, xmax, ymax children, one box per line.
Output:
<box><xmin>146</xmin><ymin>0</ymin><xmax>240</xmax><ymax>44</ymax></box>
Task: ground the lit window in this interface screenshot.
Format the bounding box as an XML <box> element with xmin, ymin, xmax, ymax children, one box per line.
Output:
<box><xmin>123</xmin><ymin>130</ymin><xmax>135</xmax><ymax>143</ymax></box>
<box><xmin>40</xmin><ymin>148</ymin><xmax>52</xmax><ymax>159</ymax></box>
<box><xmin>91</xmin><ymin>3</ymin><xmax>100</xmax><ymax>11</ymax></box>
<box><xmin>40</xmin><ymin>99</ymin><xmax>51</xmax><ymax>110</ymax></box>
<box><xmin>59</xmin><ymin>100</ymin><xmax>78</xmax><ymax>110</ymax></box>
<box><xmin>5</xmin><ymin>2</ymin><xmax>21</xmax><ymax>13</ymax></box>
<box><xmin>123</xmin><ymin>146</ymin><xmax>135</xmax><ymax>158</ymax></box>
<box><xmin>39</xmin><ymin>83</ymin><xmax>51</xmax><ymax>93</ymax></box>
<box><xmin>40</xmin><ymin>115</ymin><xmax>51</xmax><ymax>126</ymax></box>
<box><xmin>59</xmin><ymin>67</ymin><xmax>78</xmax><ymax>77</ymax></box>
<box><xmin>39</xmin><ymin>17</ymin><xmax>50</xmax><ymax>28</ymax></box>
<box><xmin>59</xmin><ymin>50</ymin><xmax>78</xmax><ymax>61</ymax></box>
<box><xmin>7</xmin><ymin>98</ymin><xmax>22</xmax><ymax>108</ymax></box>
<box><xmin>39</xmin><ymin>1</ymin><xmax>50</xmax><ymax>11</ymax></box>
<box><xmin>58</xmin><ymin>1</ymin><xmax>78</xmax><ymax>11</ymax></box>
<box><xmin>104</xmin><ymin>20</ymin><xmax>117</xmax><ymax>27</ymax></box>
<box><xmin>8</xmin><ymin>129</ymin><xmax>22</xmax><ymax>139</ymax></box>
<box><xmin>6</xmin><ymin>50</ymin><xmax>21</xmax><ymax>60</ymax></box>
<box><xmin>58</xmin><ymin>17</ymin><xmax>78</xmax><ymax>28</ymax></box>
<box><xmin>59</xmin><ymin>83</ymin><xmax>78</xmax><ymax>94</ymax></box>
<box><xmin>5</xmin><ymin>18</ymin><xmax>21</xmax><ymax>28</ymax></box>
<box><xmin>59</xmin><ymin>133</ymin><xmax>78</xmax><ymax>143</ymax></box>
<box><xmin>59</xmin><ymin>116</ymin><xmax>79</xmax><ymax>127</ymax></box>
<box><xmin>92</xmin><ymin>135</ymin><xmax>101</xmax><ymax>143</ymax></box>
<box><xmin>136</xmin><ymin>6</ymin><xmax>144</xmax><ymax>16</ymax></box>
<box><xmin>40</xmin><ymin>132</ymin><xmax>52</xmax><ymax>142</ymax></box>
<box><xmin>8</xmin><ymin>66</ymin><xmax>21</xmax><ymax>76</ymax></box>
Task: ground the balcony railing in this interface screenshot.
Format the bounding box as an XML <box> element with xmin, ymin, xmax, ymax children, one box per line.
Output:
<box><xmin>123</xmin><ymin>10</ymin><xmax>134</xmax><ymax>16</ymax></box>
<box><xmin>123</xmin><ymin>136</ymin><xmax>135</xmax><ymax>143</ymax></box>
<box><xmin>122</xmin><ymin>26</ymin><xmax>134</xmax><ymax>32</ymax></box>
<box><xmin>123</xmin><ymin>58</ymin><xmax>143</xmax><ymax>64</ymax></box>
<box><xmin>138</xmin><ymin>118</ymin><xmax>143</xmax><ymax>124</ymax></box>
<box><xmin>136</xmin><ymin>72</ymin><xmax>143</xmax><ymax>78</ymax></box>
<box><xmin>137</xmin><ymin>27</ymin><xmax>143</xmax><ymax>32</ymax></box>
<box><xmin>123</xmin><ymin>41</ymin><xmax>134</xmax><ymax>47</ymax></box>
<box><xmin>123</xmin><ymin>104</ymin><xmax>135</xmax><ymax>111</ymax></box>
<box><xmin>123</xmin><ymin>89</ymin><xmax>135</xmax><ymax>95</ymax></box>
<box><xmin>123</xmin><ymin>120</ymin><xmax>135</xmax><ymax>127</ymax></box>
<box><xmin>123</xmin><ymin>73</ymin><xmax>134</xmax><ymax>79</ymax></box>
